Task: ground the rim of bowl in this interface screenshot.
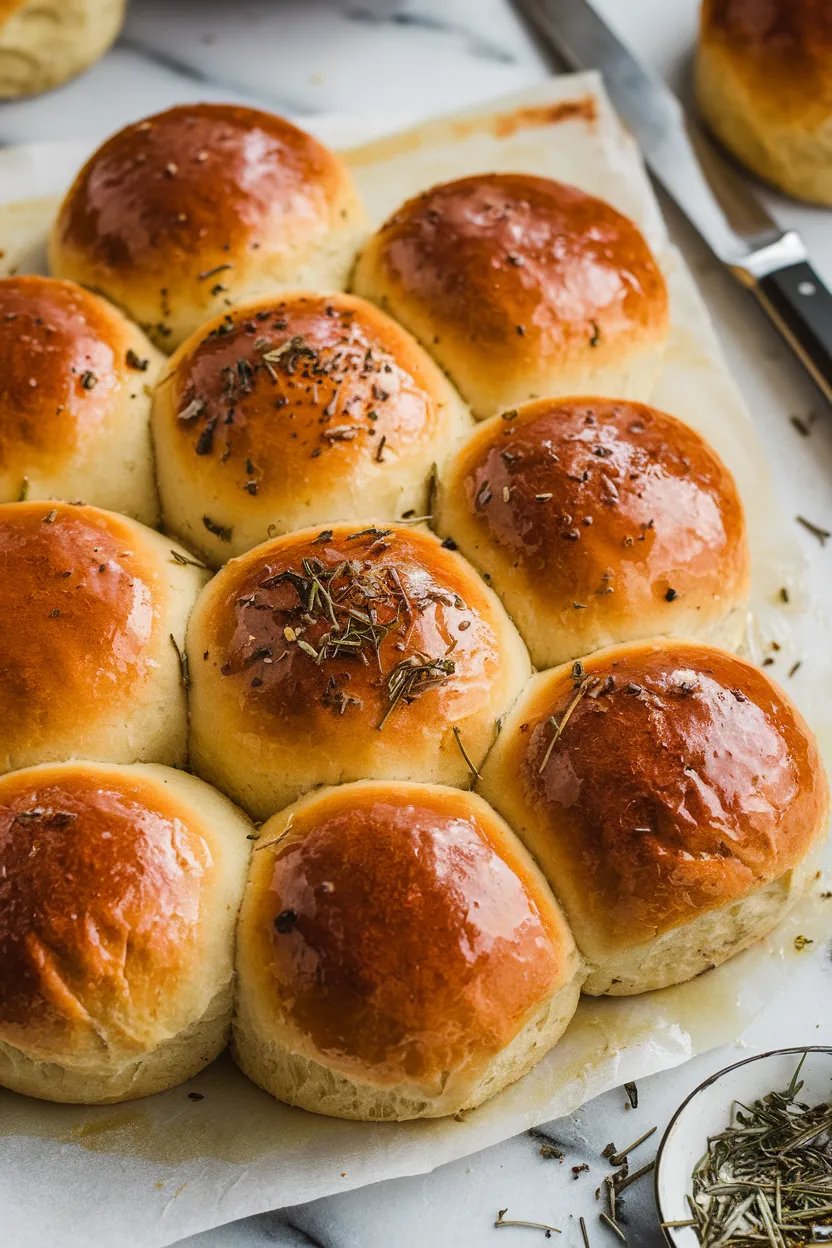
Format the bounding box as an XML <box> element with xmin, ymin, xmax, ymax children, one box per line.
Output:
<box><xmin>654</xmin><ymin>1045</ymin><xmax>832</xmax><ymax>1248</ymax></box>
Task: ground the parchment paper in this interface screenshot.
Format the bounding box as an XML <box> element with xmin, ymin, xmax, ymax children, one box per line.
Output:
<box><xmin>0</xmin><ymin>75</ymin><xmax>829</xmax><ymax>1248</ymax></box>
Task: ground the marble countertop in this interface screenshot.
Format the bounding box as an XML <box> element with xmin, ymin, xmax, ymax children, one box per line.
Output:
<box><xmin>1</xmin><ymin>3</ymin><xmax>831</xmax><ymax>1247</ymax></box>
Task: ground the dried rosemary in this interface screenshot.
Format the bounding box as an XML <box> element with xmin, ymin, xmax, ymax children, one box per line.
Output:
<box><xmin>685</xmin><ymin>1054</ymin><xmax>832</xmax><ymax>1248</ymax></box>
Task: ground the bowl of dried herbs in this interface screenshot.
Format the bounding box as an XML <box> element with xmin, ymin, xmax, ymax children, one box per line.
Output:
<box><xmin>656</xmin><ymin>1048</ymin><xmax>832</xmax><ymax>1248</ymax></box>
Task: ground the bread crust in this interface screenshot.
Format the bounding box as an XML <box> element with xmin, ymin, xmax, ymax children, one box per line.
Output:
<box><xmin>353</xmin><ymin>173</ymin><xmax>669</xmax><ymax>418</ymax></box>
<box><xmin>436</xmin><ymin>397</ymin><xmax>749</xmax><ymax>668</ymax></box>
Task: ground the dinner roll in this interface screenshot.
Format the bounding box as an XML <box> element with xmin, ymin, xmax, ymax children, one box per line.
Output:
<box><xmin>152</xmin><ymin>292</ymin><xmax>471</xmax><ymax>565</ymax></box>
<box><xmin>188</xmin><ymin>523</ymin><xmax>530</xmax><ymax>819</ymax></box>
<box><xmin>0</xmin><ymin>502</ymin><xmax>206</xmax><ymax>775</ymax></box>
<box><xmin>435</xmin><ymin>397</ymin><xmax>749</xmax><ymax>669</ymax></box>
<box><xmin>50</xmin><ymin>104</ymin><xmax>368</xmax><ymax>351</ymax></box>
<box><xmin>0</xmin><ymin>761</ymin><xmax>252</xmax><ymax>1103</ymax></box>
<box><xmin>0</xmin><ymin>276</ymin><xmax>162</xmax><ymax>524</ymax></box>
<box><xmin>479</xmin><ymin>639</ymin><xmax>829</xmax><ymax>996</ymax></box>
<box><xmin>351</xmin><ymin>173</ymin><xmax>669</xmax><ymax>419</ymax></box>
<box><xmin>697</xmin><ymin>0</ymin><xmax>832</xmax><ymax>205</ymax></box>
<box><xmin>232</xmin><ymin>780</ymin><xmax>582</xmax><ymax>1120</ymax></box>
<box><xmin>0</xmin><ymin>0</ymin><xmax>125</xmax><ymax>98</ymax></box>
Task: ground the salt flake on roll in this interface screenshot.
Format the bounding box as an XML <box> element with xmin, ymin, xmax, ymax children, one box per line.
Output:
<box><xmin>352</xmin><ymin>173</ymin><xmax>669</xmax><ymax>419</ymax></box>
<box><xmin>479</xmin><ymin>639</ymin><xmax>829</xmax><ymax>996</ymax></box>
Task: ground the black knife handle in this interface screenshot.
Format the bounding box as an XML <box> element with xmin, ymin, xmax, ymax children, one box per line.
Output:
<box><xmin>756</xmin><ymin>261</ymin><xmax>832</xmax><ymax>403</ymax></box>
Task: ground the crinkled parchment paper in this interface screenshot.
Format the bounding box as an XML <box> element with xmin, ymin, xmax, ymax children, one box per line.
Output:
<box><xmin>0</xmin><ymin>75</ymin><xmax>828</xmax><ymax>1248</ymax></box>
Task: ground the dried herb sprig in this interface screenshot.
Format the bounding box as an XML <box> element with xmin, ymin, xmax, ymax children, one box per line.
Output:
<box><xmin>687</xmin><ymin>1054</ymin><xmax>832</xmax><ymax>1248</ymax></box>
<box><xmin>377</xmin><ymin>654</ymin><xmax>455</xmax><ymax>729</ymax></box>
<box><xmin>539</xmin><ymin>676</ymin><xmax>600</xmax><ymax>774</ymax></box>
<box><xmin>496</xmin><ymin>1208</ymin><xmax>561</xmax><ymax>1235</ymax></box>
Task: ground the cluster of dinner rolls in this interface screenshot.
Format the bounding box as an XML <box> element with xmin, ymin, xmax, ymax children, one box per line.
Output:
<box><xmin>0</xmin><ymin>101</ymin><xmax>825</xmax><ymax>1120</ymax></box>
<box><xmin>697</xmin><ymin>0</ymin><xmax>832</xmax><ymax>205</ymax></box>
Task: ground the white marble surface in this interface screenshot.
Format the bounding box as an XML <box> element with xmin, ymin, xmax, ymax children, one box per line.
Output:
<box><xmin>1</xmin><ymin>3</ymin><xmax>831</xmax><ymax>1247</ymax></box>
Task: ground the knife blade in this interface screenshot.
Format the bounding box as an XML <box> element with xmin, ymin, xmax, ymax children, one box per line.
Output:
<box><xmin>514</xmin><ymin>0</ymin><xmax>832</xmax><ymax>406</ymax></box>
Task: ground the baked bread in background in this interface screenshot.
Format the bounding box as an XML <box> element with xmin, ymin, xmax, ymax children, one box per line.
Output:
<box><xmin>232</xmin><ymin>780</ymin><xmax>583</xmax><ymax>1120</ymax></box>
<box><xmin>479</xmin><ymin>639</ymin><xmax>829</xmax><ymax>996</ymax></box>
<box><xmin>696</xmin><ymin>0</ymin><xmax>832</xmax><ymax>205</ymax></box>
<box><xmin>352</xmin><ymin>173</ymin><xmax>669</xmax><ymax>419</ymax></box>
<box><xmin>152</xmin><ymin>292</ymin><xmax>471</xmax><ymax>565</ymax></box>
<box><xmin>0</xmin><ymin>761</ymin><xmax>251</xmax><ymax>1103</ymax></box>
<box><xmin>0</xmin><ymin>0</ymin><xmax>125</xmax><ymax>98</ymax></box>
<box><xmin>49</xmin><ymin>104</ymin><xmax>369</xmax><ymax>351</ymax></box>
<box><xmin>0</xmin><ymin>502</ymin><xmax>206</xmax><ymax>776</ymax></box>
<box><xmin>435</xmin><ymin>397</ymin><xmax>750</xmax><ymax>669</ymax></box>
<box><xmin>187</xmin><ymin>523</ymin><xmax>531</xmax><ymax>820</ymax></box>
<box><xmin>0</xmin><ymin>276</ymin><xmax>162</xmax><ymax>524</ymax></box>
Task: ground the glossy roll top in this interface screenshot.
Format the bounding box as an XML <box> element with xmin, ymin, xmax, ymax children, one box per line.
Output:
<box><xmin>479</xmin><ymin>640</ymin><xmax>829</xmax><ymax>994</ymax></box>
<box><xmin>0</xmin><ymin>276</ymin><xmax>161</xmax><ymax>523</ymax></box>
<box><xmin>436</xmin><ymin>397</ymin><xmax>750</xmax><ymax>668</ymax></box>
<box><xmin>187</xmin><ymin>523</ymin><xmax>530</xmax><ymax>819</ymax></box>
<box><xmin>49</xmin><ymin>104</ymin><xmax>369</xmax><ymax>350</ymax></box>
<box><xmin>352</xmin><ymin>173</ymin><xmax>669</xmax><ymax>418</ymax></box>
<box><xmin>152</xmin><ymin>292</ymin><xmax>471</xmax><ymax>564</ymax></box>
<box><xmin>0</xmin><ymin>761</ymin><xmax>252</xmax><ymax>1102</ymax></box>
<box><xmin>697</xmin><ymin>0</ymin><xmax>832</xmax><ymax>204</ymax></box>
<box><xmin>0</xmin><ymin>501</ymin><xmax>206</xmax><ymax>775</ymax></box>
<box><xmin>232</xmin><ymin>781</ymin><xmax>582</xmax><ymax>1120</ymax></box>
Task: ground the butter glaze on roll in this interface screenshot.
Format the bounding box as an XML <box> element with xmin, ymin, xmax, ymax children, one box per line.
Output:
<box><xmin>0</xmin><ymin>502</ymin><xmax>206</xmax><ymax>775</ymax></box>
<box><xmin>0</xmin><ymin>276</ymin><xmax>161</xmax><ymax>523</ymax></box>
<box><xmin>232</xmin><ymin>781</ymin><xmax>583</xmax><ymax>1120</ymax></box>
<box><xmin>352</xmin><ymin>173</ymin><xmax>669</xmax><ymax>419</ymax></box>
<box><xmin>49</xmin><ymin>104</ymin><xmax>369</xmax><ymax>351</ymax></box>
<box><xmin>697</xmin><ymin>0</ymin><xmax>832</xmax><ymax>205</ymax></box>
<box><xmin>436</xmin><ymin>398</ymin><xmax>749</xmax><ymax>668</ymax></box>
<box><xmin>187</xmin><ymin>523</ymin><xmax>530</xmax><ymax>819</ymax></box>
<box><xmin>479</xmin><ymin>640</ymin><xmax>829</xmax><ymax>996</ymax></box>
<box><xmin>0</xmin><ymin>761</ymin><xmax>251</xmax><ymax>1103</ymax></box>
<box><xmin>152</xmin><ymin>292</ymin><xmax>471</xmax><ymax>565</ymax></box>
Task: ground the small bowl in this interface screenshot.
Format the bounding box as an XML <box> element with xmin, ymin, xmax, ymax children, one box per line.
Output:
<box><xmin>655</xmin><ymin>1046</ymin><xmax>832</xmax><ymax>1248</ymax></box>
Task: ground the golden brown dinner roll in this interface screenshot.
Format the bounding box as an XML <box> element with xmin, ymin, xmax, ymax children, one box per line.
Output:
<box><xmin>232</xmin><ymin>780</ymin><xmax>582</xmax><ymax>1120</ymax></box>
<box><xmin>152</xmin><ymin>292</ymin><xmax>471</xmax><ymax>565</ymax></box>
<box><xmin>479</xmin><ymin>639</ymin><xmax>829</xmax><ymax>996</ymax></box>
<box><xmin>0</xmin><ymin>276</ymin><xmax>162</xmax><ymax>524</ymax></box>
<box><xmin>352</xmin><ymin>173</ymin><xmax>669</xmax><ymax>419</ymax></box>
<box><xmin>697</xmin><ymin>0</ymin><xmax>832</xmax><ymax>204</ymax></box>
<box><xmin>435</xmin><ymin>397</ymin><xmax>750</xmax><ymax>668</ymax></box>
<box><xmin>0</xmin><ymin>761</ymin><xmax>252</xmax><ymax>1102</ymax></box>
<box><xmin>0</xmin><ymin>0</ymin><xmax>125</xmax><ymax>98</ymax></box>
<box><xmin>0</xmin><ymin>501</ymin><xmax>206</xmax><ymax>775</ymax></box>
<box><xmin>188</xmin><ymin>523</ymin><xmax>530</xmax><ymax>819</ymax></box>
<box><xmin>50</xmin><ymin>104</ymin><xmax>368</xmax><ymax>351</ymax></box>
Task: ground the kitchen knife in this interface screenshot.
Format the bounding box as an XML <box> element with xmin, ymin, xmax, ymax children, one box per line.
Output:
<box><xmin>515</xmin><ymin>0</ymin><xmax>832</xmax><ymax>405</ymax></box>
